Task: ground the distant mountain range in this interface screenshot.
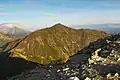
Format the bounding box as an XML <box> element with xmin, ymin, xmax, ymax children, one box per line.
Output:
<box><xmin>73</xmin><ymin>23</ymin><xmax>120</xmax><ymax>34</ymax></box>
<box><xmin>0</xmin><ymin>23</ymin><xmax>30</xmax><ymax>37</ymax></box>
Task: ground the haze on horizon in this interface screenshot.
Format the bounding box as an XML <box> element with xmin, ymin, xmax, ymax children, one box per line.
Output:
<box><xmin>0</xmin><ymin>0</ymin><xmax>120</xmax><ymax>31</ymax></box>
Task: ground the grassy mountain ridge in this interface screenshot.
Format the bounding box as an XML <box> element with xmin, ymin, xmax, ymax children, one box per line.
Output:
<box><xmin>1</xmin><ymin>23</ymin><xmax>110</xmax><ymax>64</ymax></box>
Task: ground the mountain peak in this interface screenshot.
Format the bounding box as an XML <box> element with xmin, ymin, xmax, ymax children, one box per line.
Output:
<box><xmin>54</xmin><ymin>23</ymin><xmax>64</xmax><ymax>26</ymax></box>
<box><xmin>52</xmin><ymin>23</ymin><xmax>67</xmax><ymax>28</ymax></box>
<box><xmin>51</xmin><ymin>23</ymin><xmax>74</xmax><ymax>30</ymax></box>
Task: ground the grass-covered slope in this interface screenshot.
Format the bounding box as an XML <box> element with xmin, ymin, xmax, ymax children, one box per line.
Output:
<box><xmin>0</xmin><ymin>32</ymin><xmax>13</xmax><ymax>47</ymax></box>
<box><xmin>5</xmin><ymin>23</ymin><xmax>110</xmax><ymax>64</ymax></box>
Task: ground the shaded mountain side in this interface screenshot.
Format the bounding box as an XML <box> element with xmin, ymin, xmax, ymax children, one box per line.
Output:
<box><xmin>0</xmin><ymin>56</ymin><xmax>38</xmax><ymax>79</ymax></box>
<box><xmin>0</xmin><ymin>23</ymin><xmax>109</xmax><ymax>64</ymax></box>
<box><xmin>0</xmin><ymin>57</ymin><xmax>38</xmax><ymax>80</ymax></box>
<box><xmin>0</xmin><ymin>39</ymin><xmax>38</xmax><ymax>79</ymax></box>
<box><xmin>9</xmin><ymin>34</ymin><xmax>120</xmax><ymax>80</ymax></box>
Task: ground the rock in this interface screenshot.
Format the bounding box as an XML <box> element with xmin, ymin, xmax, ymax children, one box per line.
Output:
<box><xmin>111</xmin><ymin>50</ymin><xmax>115</xmax><ymax>54</ymax></box>
<box><xmin>71</xmin><ymin>72</ymin><xmax>79</xmax><ymax>76</ymax></box>
<box><xmin>106</xmin><ymin>40</ymin><xmax>111</xmax><ymax>43</ymax></box>
<box><xmin>96</xmin><ymin>57</ymin><xmax>103</xmax><ymax>62</ymax></box>
<box><xmin>66</xmin><ymin>73</ymin><xmax>70</xmax><ymax>76</ymax></box>
<box><xmin>109</xmin><ymin>53</ymin><xmax>114</xmax><ymax>57</ymax></box>
<box><xmin>117</xmin><ymin>58</ymin><xmax>120</xmax><ymax>61</ymax></box>
<box><xmin>113</xmin><ymin>73</ymin><xmax>119</xmax><ymax>80</ymax></box>
<box><xmin>63</xmin><ymin>68</ymin><xmax>69</xmax><ymax>71</ymax></box>
<box><xmin>68</xmin><ymin>76</ymin><xmax>79</xmax><ymax>80</ymax></box>
<box><xmin>114</xmin><ymin>41</ymin><xmax>120</xmax><ymax>44</ymax></box>
<box><xmin>57</xmin><ymin>69</ymin><xmax>61</xmax><ymax>72</ymax></box>
<box><xmin>106</xmin><ymin>73</ymin><xmax>111</xmax><ymax>78</ymax></box>
<box><xmin>84</xmin><ymin>77</ymin><xmax>91</xmax><ymax>80</ymax></box>
<box><xmin>114</xmin><ymin>73</ymin><xmax>119</xmax><ymax>77</ymax></box>
<box><xmin>88</xmin><ymin>58</ymin><xmax>94</xmax><ymax>64</ymax></box>
<box><xmin>46</xmin><ymin>74</ymin><xmax>50</xmax><ymax>77</ymax></box>
<box><xmin>95</xmin><ymin>48</ymin><xmax>101</xmax><ymax>56</ymax></box>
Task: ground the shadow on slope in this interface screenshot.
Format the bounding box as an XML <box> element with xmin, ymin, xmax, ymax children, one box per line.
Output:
<box><xmin>0</xmin><ymin>39</ymin><xmax>38</xmax><ymax>79</ymax></box>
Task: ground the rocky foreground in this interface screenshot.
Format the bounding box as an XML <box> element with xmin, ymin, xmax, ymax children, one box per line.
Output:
<box><xmin>9</xmin><ymin>34</ymin><xmax>120</xmax><ymax>80</ymax></box>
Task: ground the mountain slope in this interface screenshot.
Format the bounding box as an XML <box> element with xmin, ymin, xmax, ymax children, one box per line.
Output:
<box><xmin>0</xmin><ymin>32</ymin><xmax>13</xmax><ymax>47</ymax></box>
<box><xmin>5</xmin><ymin>23</ymin><xmax>110</xmax><ymax>64</ymax></box>
<box><xmin>0</xmin><ymin>23</ymin><xmax>30</xmax><ymax>37</ymax></box>
<box><xmin>9</xmin><ymin>34</ymin><xmax>120</xmax><ymax>80</ymax></box>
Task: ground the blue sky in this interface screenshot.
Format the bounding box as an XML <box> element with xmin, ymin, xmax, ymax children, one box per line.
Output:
<box><xmin>0</xmin><ymin>0</ymin><xmax>120</xmax><ymax>30</ymax></box>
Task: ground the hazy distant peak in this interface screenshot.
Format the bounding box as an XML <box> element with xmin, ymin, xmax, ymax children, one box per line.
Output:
<box><xmin>0</xmin><ymin>23</ymin><xmax>30</xmax><ymax>37</ymax></box>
